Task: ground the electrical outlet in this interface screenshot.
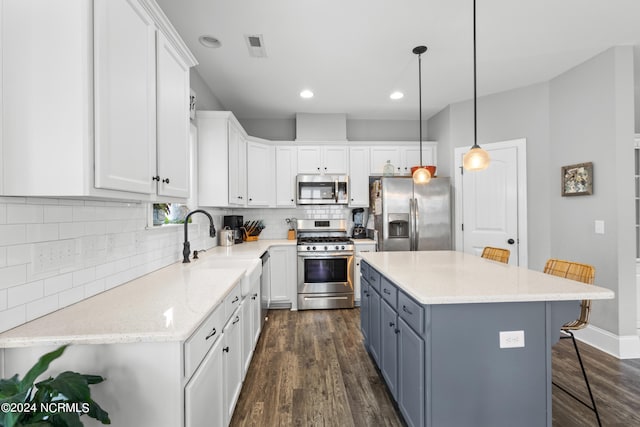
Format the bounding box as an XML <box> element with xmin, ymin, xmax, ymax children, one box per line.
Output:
<box><xmin>32</xmin><ymin>240</ymin><xmax>76</xmax><ymax>274</ymax></box>
<box><xmin>499</xmin><ymin>330</ymin><xmax>525</xmax><ymax>349</ymax></box>
<box><xmin>594</xmin><ymin>220</ymin><xmax>605</xmax><ymax>234</ymax></box>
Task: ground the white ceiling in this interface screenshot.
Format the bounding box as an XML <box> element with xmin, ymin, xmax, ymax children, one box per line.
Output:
<box><xmin>156</xmin><ymin>0</ymin><xmax>640</xmax><ymax>121</ymax></box>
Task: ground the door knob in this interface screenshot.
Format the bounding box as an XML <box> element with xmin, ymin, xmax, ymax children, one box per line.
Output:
<box><xmin>507</xmin><ymin>238</ymin><xmax>515</xmax><ymax>245</ymax></box>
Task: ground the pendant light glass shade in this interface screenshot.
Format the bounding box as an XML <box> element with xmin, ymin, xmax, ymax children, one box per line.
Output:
<box><xmin>412</xmin><ymin>166</ymin><xmax>432</xmax><ymax>184</ymax></box>
<box><xmin>463</xmin><ymin>145</ymin><xmax>490</xmax><ymax>171</ymax></box>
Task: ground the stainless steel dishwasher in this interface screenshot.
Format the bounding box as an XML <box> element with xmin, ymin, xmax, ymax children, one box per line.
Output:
<box><xmin>260</xmin><ymin>251</ymin><xmax>270</xmax><ymax>325</ymax></box>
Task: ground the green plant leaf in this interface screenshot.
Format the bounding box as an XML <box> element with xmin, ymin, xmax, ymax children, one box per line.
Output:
<box><xmin>49</xmin><ymin>412</ymin><xmax>82</xmax><ymax>427</ymax></box>
<box><xmin>0</xmin><ymin>376</ymin><xmax>20</xmax><ymax>399</ymax></box>
<box><xmin>19</xmin><ymin>346</ymin><xmax>67</xmax><ymax>393</ymax></box>
<box><xmin>80</xmin><ymin>375</ymin><xmax>104</xmax><ymax>386</ymax></box>
<box><xmin>86</xmin><ymin>399</ymin><xmax>111</xmax><ymax>424</ymax></box>
<box><xmin>36</xmin><ymin>372</ymin><xmax>89</xmax><ymax>402</ymax></box>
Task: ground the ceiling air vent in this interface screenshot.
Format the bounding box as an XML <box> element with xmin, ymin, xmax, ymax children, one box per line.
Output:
<box><xmin>245</xmin><ymin>34</ymin><xmax>267</xmax><ymax>58</ymax></box>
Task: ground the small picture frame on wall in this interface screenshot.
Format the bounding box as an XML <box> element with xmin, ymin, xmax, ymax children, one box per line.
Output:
<box><xmin>561</xmin><ymin>162</ymin><xmax>593</xmax><ymax>196</ymax></box>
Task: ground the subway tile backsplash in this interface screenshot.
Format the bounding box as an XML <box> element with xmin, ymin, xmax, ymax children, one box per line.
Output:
<box><xmin>0</xmin><ymin>197</ymin><xmax>368</xmax><ymax>334</ymax></box>
<box><xmin>0</xmin><ymin>197</ymin><xmax>225</xmax><ymax>333</ymax></box>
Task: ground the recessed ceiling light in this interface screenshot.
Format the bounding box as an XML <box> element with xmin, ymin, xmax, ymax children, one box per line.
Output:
<box><xmin>198</xmin><ymin>35</ymin><xmax>222</xmax><ymax>49</ymax></box>
<box><xmin>390</xmin><ymin>91</ymin><xmax>404</xmax><ymax>100</ymax></box>
<box><xmin>300</xmin><ymin>90</ymin><xmax>314</xmax><ymax>99</ymax></box>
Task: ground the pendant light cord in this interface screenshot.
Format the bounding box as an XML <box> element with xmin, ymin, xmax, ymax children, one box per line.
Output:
<box><xmin>418</xmin><ymin>51</ymin><xmax>423</xmax><ymax>167</ymax></box>
<box><xmin>473</xmin><ymin>0</ymin><xmax>478</xmax><ymax>149</ymax></box>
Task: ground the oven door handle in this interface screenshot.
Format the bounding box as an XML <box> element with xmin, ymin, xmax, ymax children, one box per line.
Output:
<box><xmin>297</xmin><ymin>251</ymin><xmax>354</xmax><ymax>258</ymax></box>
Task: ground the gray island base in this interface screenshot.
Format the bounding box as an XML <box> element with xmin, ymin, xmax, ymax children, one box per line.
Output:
<box><xmin>359</xmin><ymin>251</ymin><xmax>614</xmax><ymax>427</ymax></box>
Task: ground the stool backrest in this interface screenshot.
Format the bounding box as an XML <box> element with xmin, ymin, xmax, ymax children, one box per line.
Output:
<box><xmin>543</xmin><ymin>258</ymin><xmax>595</xmax><ymax>329</ymax></box>
<box><xmin>480</xmin><ymin>247</ymin><xmax>510</xmax><ymax>264</ymax></box>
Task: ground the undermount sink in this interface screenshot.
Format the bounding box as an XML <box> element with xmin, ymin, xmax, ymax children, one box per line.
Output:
<box><xmin>201</xmin><ymin>258</ymin><xmax>261</xmax><ymax>296</ymax></box>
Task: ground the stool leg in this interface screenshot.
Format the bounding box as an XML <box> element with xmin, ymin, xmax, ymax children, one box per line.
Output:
<box><xmin>567</xmin><ymin>331</ymin><xmax>602</xmax><ymax>427</ymax></box>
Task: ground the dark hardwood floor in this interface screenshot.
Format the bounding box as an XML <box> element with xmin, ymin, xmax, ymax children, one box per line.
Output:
<box><xmin>231</xmin><ymin>308</ymin><xmax>640</xmax><ymax>426</ymax></box>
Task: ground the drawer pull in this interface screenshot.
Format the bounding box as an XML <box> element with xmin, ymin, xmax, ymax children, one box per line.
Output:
<box><xmin>205</xmin><ymin>327</ymin><xmax>217</xmax><ymax>340</ymax></box>
<box><xmin>389</xmin><ymin>322</ymin><xmax>395</xmax><ymax>328</ymax></box>
<box><xmin>232</xmin><ymin>296</ymin><xmax>239</xmax><ymax>304</ymax></box>
<box><xmin>223</xmin><ymin>346</ymin><xmax>229</xmax><ymax>353</ymax></box>
<box><xmin>402</xmin><ymin>305</ymin><xmax>413</xmax><ymax>315</ymax></box>
<box><xmin>251</xmin><ymin>293</ymin><xmax>258</xmax><ymax>300</ymax></box>
<box><xmin>232</xmin><ymin>316</ymin><xmax>240</xmax><ymax>325</ymax></box>
<box><xmin>383</xmin><ymin>288</ymin><xmax>391</xmax><ymax>295</ymax></box>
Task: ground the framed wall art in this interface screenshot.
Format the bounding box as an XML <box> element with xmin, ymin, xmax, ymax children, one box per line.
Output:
<box><xmin>561</xmin><ymin>162</ymin><xmax>593</xmax><ymax>196</ymax></box>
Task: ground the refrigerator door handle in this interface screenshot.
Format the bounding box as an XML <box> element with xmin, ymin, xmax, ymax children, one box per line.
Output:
<box><xmin>414</xmin><ymin>197</ymin><xmax>420</xmax><ymax>248</ymax></box>
<box><xmin>409</xmin><ymin>198</ymin><xmax>415</xmax><ymax>251</ymax></box>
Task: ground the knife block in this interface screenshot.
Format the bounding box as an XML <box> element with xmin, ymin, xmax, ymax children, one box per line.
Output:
<box><xmin>287</xmin><ymin>229</ymin><xmax>296</xmax><ymax>240</ymax></box>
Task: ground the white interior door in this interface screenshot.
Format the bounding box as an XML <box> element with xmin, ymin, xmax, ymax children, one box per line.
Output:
<box><xmin>454</xmin><ymin>139</ymin><xmax>527</xmax><ymax>266</ymax></box>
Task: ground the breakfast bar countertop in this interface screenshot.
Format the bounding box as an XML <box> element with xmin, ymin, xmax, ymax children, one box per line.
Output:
<box><xmin>361</xmin><ymin>250</ymin><xmax>614</xmax><ymax>305</ymax></box>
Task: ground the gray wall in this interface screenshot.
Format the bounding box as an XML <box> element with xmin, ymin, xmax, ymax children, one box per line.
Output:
<box><xmin>549</xmin><ymin>46</ymin><xmax>636</xmax><ymax>336</ymax></box>
<box><xmin>238</xmin><ymin>118</ymin><xmax>425</xmax><ymax>142</ymax></box>
<box><xmin>428</xmin><ymin>46</ymin><xmax>637</xmax><ymax>337</ymax></box>
<box><xmin>428</xmin><ymin>82</ymin><xmax>552</xmax><ymax>271</ymax></box>
<box><xmin>190</xmin><ymin>68</ymin><xmax>225</xmax><ymax>111</ymax></box>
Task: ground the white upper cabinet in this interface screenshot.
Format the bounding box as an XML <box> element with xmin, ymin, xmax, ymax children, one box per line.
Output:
<box><xmin>349</xmin><ymin>146</ymin><xmax>370</xmax><ymax>207</ymax></box>
<box><xmin>370</xmin><ymin>143</ymin><xmax>437</xmax><ymax>176</ymax></box>
<box><xmin>0</xmin><ymin>0</ymin><xmax>195</xmax><ymax>200</ymax></box>
<box><xmin>156</xmin><ymin>31</ymin><xmax>191</xmax><ymax>198</ymax></box>
<box><xmin>247</xmin><ymin>140</ymin><xmax>275</xmax><ymax>206</ymax></box>
<box><xmin>297</xmin><ymin>145</ymin><xmax>348</xmax><ymax>174</ymax></box>
<box><xmin>94</xmin><ymin>0</ymin><xmax>157</xmax><ymax>195</ymax></box>
<box><xmin>275</xmin><ymin>146</ymin><xmax>298</xmax><ymax>207</ymax></box>
<box><xmin>370</xmin><ymin>147</ymin><xmax>402</xmax><ymax>176</ymax></box>
<box><xmin>198</xmin><ymin>111</ymin><xmax>248</xmax><ymax>207</ymax></box>
<box><xmin>227</xmin><ymin>121</ymin><xmax>247</xmax><ymax>206</ymax></box>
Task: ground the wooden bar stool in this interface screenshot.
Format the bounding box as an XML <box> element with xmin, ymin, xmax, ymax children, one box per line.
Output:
<box><xmin>544</xmin><ymin>258</ymin><xmax>601</xmax><ymax>427</ymax></box>
<box><xmin>480</xmin><ymin>246</ymin><xmax>510</xmax><ymax>264</ymax></box>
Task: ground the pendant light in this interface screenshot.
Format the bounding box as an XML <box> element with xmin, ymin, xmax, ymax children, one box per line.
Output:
<box><xmin>412</xmin><ymin>45</ymin><xmax>432</xmax><ymax>185</ymax></box>
<box><xmin>462</xmin><ymin>0</ymin><xmax>490</xmax><ymax>171</ymax></box>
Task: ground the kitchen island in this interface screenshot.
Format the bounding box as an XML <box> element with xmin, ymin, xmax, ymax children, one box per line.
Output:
<box><xmin>360</xmin><ymin>251</ymin><xmax>614</xmax><ymax>427</ymax></box>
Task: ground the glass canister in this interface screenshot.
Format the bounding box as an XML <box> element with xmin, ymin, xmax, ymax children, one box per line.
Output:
<box><xmin>383</xmin><ymin>160</ymin><xmax>395</xmax><ymax>176</ymax></box>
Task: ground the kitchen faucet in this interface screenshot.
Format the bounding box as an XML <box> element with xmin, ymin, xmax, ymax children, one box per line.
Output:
<box><xmin>183</xmin><ymin>209</ymin><xmax>217</xmax><ymax>263</ymax></box>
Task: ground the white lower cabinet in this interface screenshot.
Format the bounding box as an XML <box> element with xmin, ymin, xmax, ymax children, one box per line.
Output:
<box><xmin>223</xmin><ymin>310</ymin><xmax>243</xmax><ymax>425</ymax></box>
<box><xmin>1</xmin><ymin>276</ymin><xmax>265</xmax><ymax>427</ymax></box>
<box><xmin>185</xmin><ymin>336</ymin><xmax>224</xmax><ymax>427</ymax></box>
<box><xmin>240</xmin><ymin>296</ymin><xmax>253</xmax><ymax>379</ymax></box>
<box><xmin>269</xmin><ymin>246</ymin><xmax>297</xmax><ymax>310</ymax></box>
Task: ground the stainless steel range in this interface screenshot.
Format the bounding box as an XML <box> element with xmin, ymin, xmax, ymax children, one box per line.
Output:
<box><xmin>297</xmin><ymin>219</ymin><xmax>354</xmax><ymax>310</ymax></box>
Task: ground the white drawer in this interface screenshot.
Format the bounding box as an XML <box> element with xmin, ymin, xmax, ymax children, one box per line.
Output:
<box><xmin>184</xmin><ymin>304</ymin><xmax>225</xmax><ymax>379</ymax></box>
<box><xmin>224</xmin><ymin>282</ymin><xmax>242</xmax><ymax>320</ymax></box>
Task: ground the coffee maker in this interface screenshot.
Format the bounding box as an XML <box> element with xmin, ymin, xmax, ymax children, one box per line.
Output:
<box><xmin>351</xmin><ymin>208</ymin><xmax>367</xmax><ymax>239</ymax></box>
<box><xmin>223</xmin><ymin>215</ymin><xmax>244</xmax><ymax>244</ymax></box>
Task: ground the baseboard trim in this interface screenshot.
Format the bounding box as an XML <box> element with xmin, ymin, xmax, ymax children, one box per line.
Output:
<box><xmin>573</xmin><ymin>325</ymin><xmax>640</xmax><ymax>359</ymax></box>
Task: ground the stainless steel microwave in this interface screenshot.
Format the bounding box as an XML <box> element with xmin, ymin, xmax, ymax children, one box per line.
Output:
<box><xmin>296</xmin><ymin>174</ymin><xmax>349</xmax><ymax>205</ymax></box>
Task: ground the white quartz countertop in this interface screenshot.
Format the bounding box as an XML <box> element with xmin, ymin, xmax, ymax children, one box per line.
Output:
<box><xmin>361</xmin><ymin>251</ymin><xmax>615</xmax><ymax>305</ymax></box>
<box><xmin>0</xmin><ymin>240</ymin><xmax>295</xmax><ymax>348</ymax></box>
<box><xmin>205</xmin><ymin>239</ymin><xmax>295</xmax><ymax>258</ymax></box>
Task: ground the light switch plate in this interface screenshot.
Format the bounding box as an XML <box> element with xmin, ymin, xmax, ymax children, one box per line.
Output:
<box><xmin>595</xmin><ymin>220</ymin><xmax>605</xmax><ymax>234</ymax></box>
<box><xmin>499</xmin><ymin>330</ymin><xmax>525</xmax><ymax>348</ymax></box>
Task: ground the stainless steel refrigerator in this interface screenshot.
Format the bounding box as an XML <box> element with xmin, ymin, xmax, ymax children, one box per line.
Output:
<box><xmin>371</xmin><ymin>176</ymin><xmax>452</xmax><ymax>251</ymax></box>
